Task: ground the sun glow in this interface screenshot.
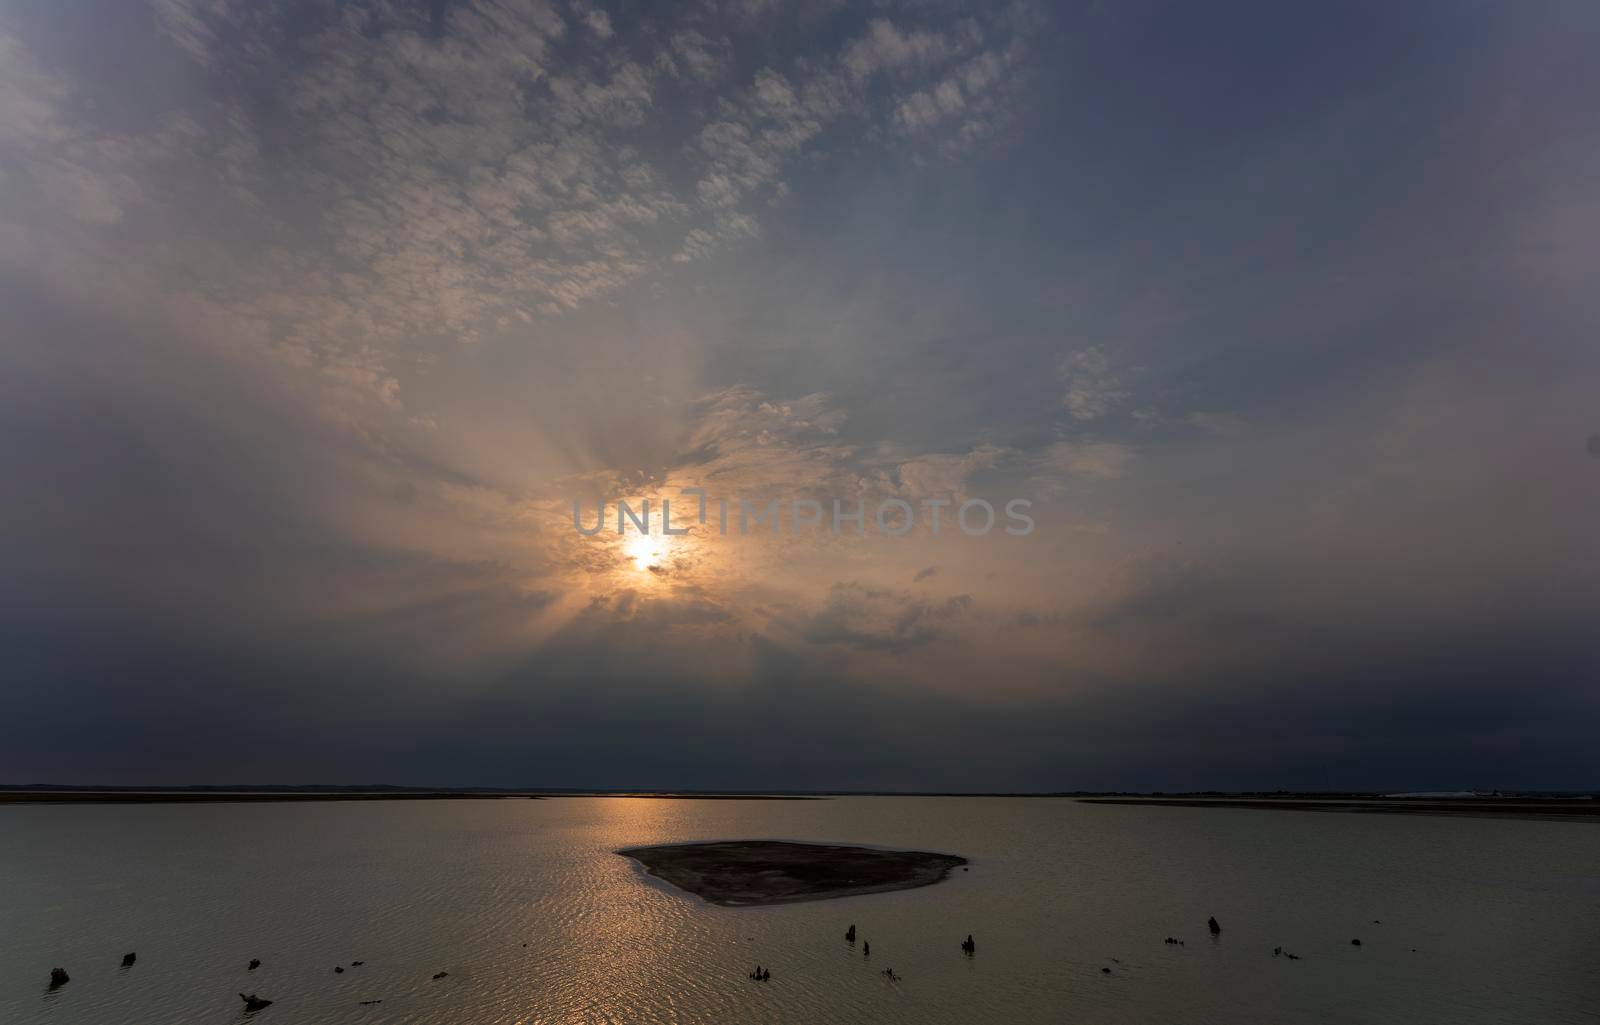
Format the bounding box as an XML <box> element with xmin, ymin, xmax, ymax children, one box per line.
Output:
<box><xmin>623</xmin><ymin>533</ymin><xmax>667</xmax><ymax>573</ymax></box>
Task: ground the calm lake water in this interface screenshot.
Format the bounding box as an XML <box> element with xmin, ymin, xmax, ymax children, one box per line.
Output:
<box><xmin>1</xmin><ymin>797</ymin><xmax>1596</xmax><ymax>1024</ymax></box>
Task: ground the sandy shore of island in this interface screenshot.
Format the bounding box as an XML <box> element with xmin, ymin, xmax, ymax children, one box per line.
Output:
<box><xmin>617</xmin><ymin>840</ymin><xmax>967</xmax><ymax>906</ymax></box>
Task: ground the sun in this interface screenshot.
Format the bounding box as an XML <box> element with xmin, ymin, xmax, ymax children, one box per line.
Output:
<box><xmin>623</xmin><ymin>533</ymin><xmax>667</xmax><ymax>573</ymax></box>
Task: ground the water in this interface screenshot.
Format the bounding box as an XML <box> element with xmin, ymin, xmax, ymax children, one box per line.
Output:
<box><xmin>1</xmin><ymin>797</ymin><xmax>1596</xmax><ymax>1024</ymax></box>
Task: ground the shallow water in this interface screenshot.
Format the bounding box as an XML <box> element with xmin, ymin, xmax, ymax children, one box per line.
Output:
<box><xmin>1</xmin><ymin>797</ymin><xmax>1596</xmax><ymax>1024</ymax></box>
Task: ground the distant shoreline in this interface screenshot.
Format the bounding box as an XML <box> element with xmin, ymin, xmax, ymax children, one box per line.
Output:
<box><xmin>3</xmin><ymin>786</ymin><xmax>1594</xmax><ymax>812</ymax></box>
<box><xmin>0</xmin><ymin>789</ymin><xmax>820</xmax><ymax>805</ymax></box>
<box><xmin>0</xmin><ymin>791</ymin><xmax>545</xmax><ymax>804</ymax></box>
<box><xmin>1077</xmin><ymin>797</ymin><xmax>1600</xmax><ymax>822</ymax></box>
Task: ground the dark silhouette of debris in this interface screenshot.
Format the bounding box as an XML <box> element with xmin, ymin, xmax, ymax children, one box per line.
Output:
<box><xmin>1208</xmin><ymin>916</ymin><xmax>1222</xmax><ymax>935</ymax></box>
<box><xmin>1351</xmin><ymin>938</ymin><xmax>1362</xmax><ymax>946</ymax></box>
<box><xmin>334</xmin><ymin>966</ymin><xmax>344</xmax><ymax>973</ymax></box>
<box><xmin>863</xmin><ymin>941</ymin><xmax>870</xmax><ymax>957</ymax></box>
<box><xmin>359</xmin><ymin>999</ymin><xmax>383</xmax><ymax>1005</ymax></box>
<box><xmin>845</xmin><ymin>924</ymin><xmax>856</xmax><ymax>942</ymax></box>
<box><xmin>248</xmin><ymin>959</ymin><xmax>261</xmax><ymax>970</ymax></box>
<box><xmin>351</xmin><ymin>960</ymin><xmax>364</xmax><ymax>966</ymax></box>
<box><xmin>1101</xmin><ymin>966</ymin><xmax>1112</xmax><ymax>974</ymax></box>
<box><xmin>48</xmin><ymin>968</ymin><xmax>70</xmax><ymax>988</ymax></box>
<box><xmin>240</xmin><ymin>993</ymin><xmax>273</xmax><ymax>1011</ymax></box>
<box><xmin>961</xmin><ymin>934</ymin><xmax>975</xmax><ymax>954</ymax></box>
<box><xmin>121</xmin><ymin>952</ymin><xmax>136</xmax><ymax>967</ymax></box>
<box><xmin>432</xmin><ymin>971</ymin><xmax>449</xmax><ymax>980</ymax></box>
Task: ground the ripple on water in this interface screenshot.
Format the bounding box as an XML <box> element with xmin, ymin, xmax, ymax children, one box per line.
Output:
<box><xmin>0</xmin><ymin>797</ymin><xmax>1596</xmax><ymax>1025</ymax></box>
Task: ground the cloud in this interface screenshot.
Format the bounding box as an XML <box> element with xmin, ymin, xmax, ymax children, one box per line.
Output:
<box><xmin>665</xmin><ymin>30</ymin><xmax>731</xmax><ymax>82</ymax></box>
<box><xmin>1057</xmin><ymin>345</ymin><xmax>1128</xmax><ymax>422</ymax></box>
<box><xmin>572</xmin><ymin>0</ymin><xmax>614</xmax><ymax>41</ymax></box>
<box><xmin>794</xmin><ymin>583</ymin><xmax>974</xmax><ymax>652</ymax></box>
<box><xmin>4</xmin><ymin>1</ymin><xmax>1597</xmax><ymax>792</ymax></box>
<box><xmin>1188</xmin><ymin>411</ymin><xmax>1247</xmax><ymax>436</ymax></box>
<box><xmin>4</xmin><ymin>2</ymin><xmax>1040</xmax><ymax>430</ymax></box>
<box><xmin>150</xmin><ymin>0</ymin><xmax>239</xmax><ymax>68</ymax></box>
<box><xmin>888</xmin><ymin>446</ymin><xmax>1006</xmax><ymax>499</ymax></box>
<box><xmin>842</xmin><ymin>19</ymin><xmax>953</xmax><ymax>80</ymax></box>
<box><xmin>892</xmin><ymin>46</ymin><xmax>1023</xmax><ymax>151</ymax></box>
<box><xmin>1043</xmin><ymin>441</ymin><xmax>1133</xmax><ymax>480</ymax></box>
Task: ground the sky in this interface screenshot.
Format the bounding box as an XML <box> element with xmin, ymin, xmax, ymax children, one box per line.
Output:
<box><xmin>1</xmin><ymin>0</ymin><xmax>1597</xmax><ymax>791</ymax></box>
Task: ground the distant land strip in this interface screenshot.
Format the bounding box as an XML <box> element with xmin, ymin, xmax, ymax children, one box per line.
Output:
<box><xmin>0</xmin><ymin>790</ymin><xmax>544</xmax><ymax>804</ymax></box>
<box><xmin>3</xmin><ymin>786</ymin><xmax>1595</xmax><ymax>812</ymax></box>
<box><xmin>0</xmin><ymin>786</ymin><xmax>821</xmax><ymax>804</ymax></box>
<box><xmin>1077</xmin><ymin>797</ymin><xmax>1600</xmax><ymax>822</ymax></box>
